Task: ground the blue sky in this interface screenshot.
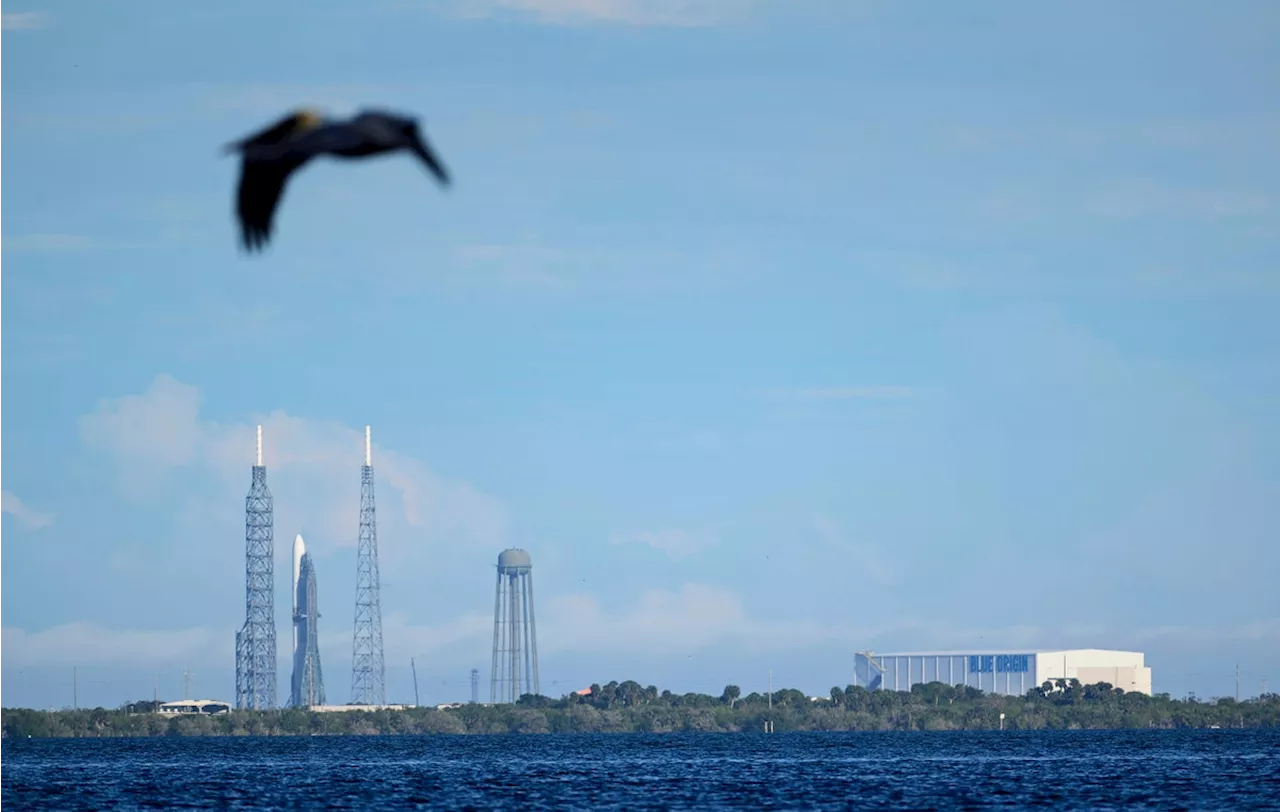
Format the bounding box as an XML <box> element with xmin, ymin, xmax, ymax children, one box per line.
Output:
<box><xmin>3</xmin><ymin>0</ymin><xmax>1278</xmax><ymax>709</ymax></box>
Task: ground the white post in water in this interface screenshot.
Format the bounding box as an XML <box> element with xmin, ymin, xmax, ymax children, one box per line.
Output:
<box><xmin>766</xmin><ymin>669</ymin><xmax>774</xmax><ymax>733</ymax></box>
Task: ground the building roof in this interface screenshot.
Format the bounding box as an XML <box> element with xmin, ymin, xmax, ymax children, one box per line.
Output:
<box><xmin>865</xmin><ymin>649</ymin><xmax>1144</xmax><ymax>658</ymax></box>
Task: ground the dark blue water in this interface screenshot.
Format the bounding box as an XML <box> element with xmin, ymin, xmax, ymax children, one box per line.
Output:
<box><xmin>4</xmin><ymin>730</ymin><xmax>1279</xmax><ymax>810</ymax></box>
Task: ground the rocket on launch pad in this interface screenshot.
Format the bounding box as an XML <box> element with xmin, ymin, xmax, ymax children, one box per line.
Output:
<box><xmin>289</xmin><ymin>533</ymin><xmax>326</xmax><ymax>707</ymax></box>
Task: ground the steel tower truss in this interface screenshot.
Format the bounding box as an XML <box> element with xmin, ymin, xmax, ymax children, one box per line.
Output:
<box><xmin>350</xmin><ymin>427</ymin><xmax>386</xmax><ymax>705</ymax></box>
<box><xmin>235</xmin><ymin>436</ymin><xmax>276</xmax><ymax>710</ymax></box>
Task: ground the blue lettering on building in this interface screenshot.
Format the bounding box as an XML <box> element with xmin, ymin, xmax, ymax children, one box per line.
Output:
<box><xmin>968</xmin><ymin>654</ymin><xmax>1030</xmax><ymax>674</ymax></box>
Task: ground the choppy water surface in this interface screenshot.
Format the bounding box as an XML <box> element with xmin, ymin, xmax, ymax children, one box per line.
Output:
<box><xmin>4</xmin><ymin>730</ymin><xmax>1278</xmax><ymax>810</ymax></box>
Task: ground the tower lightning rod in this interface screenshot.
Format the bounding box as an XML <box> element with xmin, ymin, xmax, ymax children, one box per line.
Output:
<box><xmin>257</xmin><ymin>424</ymin><xmax>263</xmax><ymax>467</ymax></box>
<box><xmin>365</xmin><ymin>425</ymin><xmax>372</xmax><ymax>466</ymax></box>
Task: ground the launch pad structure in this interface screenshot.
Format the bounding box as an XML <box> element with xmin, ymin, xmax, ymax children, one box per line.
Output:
<box><xmin>230</xmin><ymin>424</ymin><xmax>394</xmax><ymax>709</ymax></box>
<box><xmin>350</xmin><ymin>426</ymin><xmax>387</xmax><ymax>705</ymax></box>
<box><xmin>235</xmin><ymin>426</ymin><xmax>276</xmax><ymax>710</ymax></box>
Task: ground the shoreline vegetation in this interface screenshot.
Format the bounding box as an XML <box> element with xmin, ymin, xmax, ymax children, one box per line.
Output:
<box><xmin>4</xmin><ymin>680</ymin><xmax>1278</xmax><ymax>738</ymax></box>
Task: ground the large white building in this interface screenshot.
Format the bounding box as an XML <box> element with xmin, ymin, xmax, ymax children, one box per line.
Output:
<box><xmin>855</xmin><ymin>649</ymin><xmax>1152</xmax><ymax>697</ymax></box>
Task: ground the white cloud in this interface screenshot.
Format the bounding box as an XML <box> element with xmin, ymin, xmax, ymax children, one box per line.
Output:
<box><xmin>8</xmin><ymin>610</ymin><xmax>1277</xmax><ymax>698</ymax></box>
<box><xmin>759</xmin><ymin>386</ymin><xmax>913</xmax><ymax>401</ymax></box>
<box><xmin>540</xmin><ymin>583</ymin><xmax>841</xmax><ymax>656</ymax></box>
<box><xmin>79</xmin><ymin>374</ymin><xmax>509</xmax><ymax>558</ymax></box>
<box><xmin>336</xmin><ymin>583</ymin><xmax>843</xmax><ymax>662</ymax></box>
<box><xmin>322</xmin><ymin>610</ymin><xmax>494</xmax><ymax>662</ymax></box>
<box><xmin>433</xmin><ymin>0</ymin><xmax>744</xmax><ymax>27</ymax></box>
<box><xmin>2</xmin><ymin>623</ymin><xmax>223</xmax><ymax>668</ymax></box>
<box><xmin>1</xmin><ymin>490</ymin><xmax>55</xmax><ymax>530</ymax></box>
<box><xmin>80</xmin><ymin>375</ymin><xmax>206</xmax><ymax>469</ymax></box>
<box><xmin>812</xmin><ymin>516</ymin><xmax>900</xmax><ymax>588</ymax></box>
<box><xmin>611</xmin><ymin>528</ymin><xmax>716</xmax><ymax>560</ymax></box>
<box><xmin>1</xmin><ymin>584</ymin><xmax>836</xmax><ymax>670</ymax></box>
<box><xmin>2</xmin><ymin>11</ymin><xmax>46</xmax><ymax>30</ymax></box>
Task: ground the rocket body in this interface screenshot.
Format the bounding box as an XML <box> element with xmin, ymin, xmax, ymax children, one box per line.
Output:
<box><xmin>289</xmin><ymin>533</ymin><xmax>326</xmax><ymax>707</ymax></box>
<box><xmin>292</xmin><ymin>534</ymin><xmax>305</xmax><ymax>656</ymax></box>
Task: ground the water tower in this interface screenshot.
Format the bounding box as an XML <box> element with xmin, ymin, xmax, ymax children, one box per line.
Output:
<box><xmin>490</xmin><ymin>548</ymin><xmax>540</xmax><ymax>703</ymax></box>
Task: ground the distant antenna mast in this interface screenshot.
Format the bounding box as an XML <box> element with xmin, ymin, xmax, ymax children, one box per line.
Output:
<box><xmin>411</xmin><ymin>658</ymin><xmax>420</xmax><ymax>707</ymax></box>
<box><xmin>470</xmin><ymin>668</ymin><xmax>479</xmax><ymax>704</ymax></box>
<box><xmin>183</xmin><ymin>665</ymin><xmax>192</xmax><ymax>700</ymax></box>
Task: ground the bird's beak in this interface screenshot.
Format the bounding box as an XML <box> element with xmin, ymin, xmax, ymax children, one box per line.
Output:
<box><xmin>409</xmin><ymin>132</ymin><xmax>451</xmax><ymax>187</ymax></box>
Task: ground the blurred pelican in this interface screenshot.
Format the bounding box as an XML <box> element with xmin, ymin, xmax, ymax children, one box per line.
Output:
<box><xmin>223</xmin><ymin>107</ymin><xmax>451</xmax><ymax>252</ymax></box>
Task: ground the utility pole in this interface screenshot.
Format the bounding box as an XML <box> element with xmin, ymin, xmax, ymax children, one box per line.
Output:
<box><xmin>73</xmin><ymin>666</ymin><xmax>78</xmax><ymax>710</ymax></box>
<box><xmin>411</xmin><ymin>658</ymin><xmax>420</xmax><ymax>707</ymax></box>
<box><xmin>1236</xmin><ymin>664</ymin><xmax>1240</xmax><ymax>702</ymax></box>
<box><xmin>766</xmin><ymin>669</ymin><xmax>774</xmax><ymax>734</ymax></box>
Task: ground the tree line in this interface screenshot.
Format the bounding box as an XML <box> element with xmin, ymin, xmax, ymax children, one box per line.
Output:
<box><xmin>4</xmin><ymin>679</ymin><xmax>1278</xmax><ymax>738</ymax></box>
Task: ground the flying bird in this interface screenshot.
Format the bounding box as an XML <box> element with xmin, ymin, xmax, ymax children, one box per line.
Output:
<box><xmin>223</xmin><ymin>107</ymin><xmax>451</xmax><ymax>252</ymax></box>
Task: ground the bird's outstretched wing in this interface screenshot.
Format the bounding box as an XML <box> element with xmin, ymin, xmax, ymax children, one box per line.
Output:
<box><xmin>236</xmin><ymin>152</ymin><xmax>312</xmax><ymax>252</ymax></box>
<box><xmin>224</xmin><ymin>109</ymin><xmax>324</xmax><ymax>154</ymax></box>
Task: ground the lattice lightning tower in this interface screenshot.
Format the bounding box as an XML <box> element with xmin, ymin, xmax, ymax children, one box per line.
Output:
<box><xmin>350</xmin><ymin>425</ymin><xmax>386</xmax><ymax>705</ymax></box>
<box><xmin>235</xmin><ymin>425</ymin><xmax>277</xmax><ymax>710</ymax></box>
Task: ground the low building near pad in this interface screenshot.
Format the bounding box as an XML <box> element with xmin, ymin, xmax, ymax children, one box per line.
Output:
<box><xmin>854</xmin><ymin>649</ymin><xmax>1152</xmax><ymax>696</ymax></box>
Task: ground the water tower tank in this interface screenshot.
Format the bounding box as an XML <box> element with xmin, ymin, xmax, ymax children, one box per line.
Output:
<box><xmin>497</xmin><ymin>548</ymin><xmax>532</xmax><ymax>572</ymax></box>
